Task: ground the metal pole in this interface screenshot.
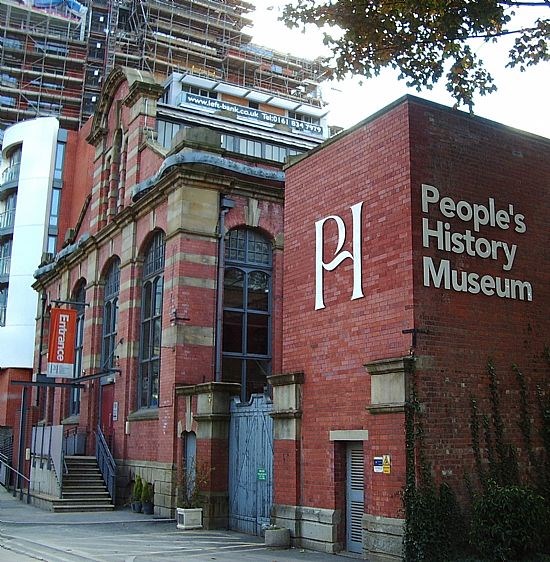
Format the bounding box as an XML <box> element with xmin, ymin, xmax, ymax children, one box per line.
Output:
<box><xmin>214</xmin><ymin>196</ymin><xmax>234</xmax><ymax>381</ymax></box>
<box><xmin>36</xmin><ymin>291</ymin><xmax>47</xmax><ymax>411</ymax></box>
<box><xmin>16</xmin><ymin>386</ymin><xmax>28</xmax><ymax>498</ymax></box>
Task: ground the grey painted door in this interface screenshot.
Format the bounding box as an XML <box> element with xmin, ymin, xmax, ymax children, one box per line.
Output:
<box><xmin>346</xmin><ymin>442</ymin><xmax>365</xmax><ymax>553</ymax></box>
<box><xmin>228</xmin><ymin>394</ymin><xmax>273</xmax><ymax>535</ymax></box>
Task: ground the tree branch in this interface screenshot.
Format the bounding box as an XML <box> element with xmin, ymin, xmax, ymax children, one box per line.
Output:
<box><xmin>499</xmin><ymin>0</ymin><xmax>550</xmax><ymax>6</ymax></box>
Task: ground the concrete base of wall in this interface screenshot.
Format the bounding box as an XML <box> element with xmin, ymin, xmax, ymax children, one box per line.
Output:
<box><xmin>363</xmin><ymin>513</ymin><xmax>404</xmax><ymax>561</ymax></box>
<box><xmin>265</xmin><ymin>527</ymin><xmax>291</xmax><ymax>548</ymax></box>
<box><xmin>272</xmin><ymin>504</ymin><xmax>342</xmax><ymax>554</ymax></box>
<box><xmin>117</xmin><ymin>459</ymin><xmax>175</xmax><ymax>518</ymax></box>
<box><xmin>30</xmin><ymin>458</ymin><xmax>60</xmax><ymax>498</ymax></box>
<box><xmin>29</xmin><ymin>491</ymin><xmax>56</xmax><ymax>511</ymax></box>
<box><xmin>201</xmin><ymin>490</ymin><xmax>229</xmax><ymax>529</ymax></box>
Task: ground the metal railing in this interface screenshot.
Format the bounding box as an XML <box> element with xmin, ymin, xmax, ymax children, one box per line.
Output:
<box><xmin>0</xmin><ymin>255</ymin><xmax>10</xmax><ymax>280</ymax></box>
<box><xmin>95</xmin><ymin>426</ymin><xmax>116</xmax><ymax>502</ymax></box>
<box><xmin>0</xmin><ymin>208</ymin><xmax>15</xmax><ymax>230</ymax></box>
<box><xmin>0</xmin><ymin>454</ymin><xmax>31</xmax><ymax>503</ymax></box>
<box><xmin>1</xmin><ymin>163</ymin><xmax>20</xmax><ymax>185</ymax></box>
<box><xmin>63</xmin><ymin>427</ymin><xmax>87</xmax><ymax>456</ymax></box>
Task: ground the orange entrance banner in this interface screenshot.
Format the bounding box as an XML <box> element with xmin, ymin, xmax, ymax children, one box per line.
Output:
<box><xmin>47</xmin><ymin>308</ymin><xmax>77</xmax><ymax>378</ymax></box>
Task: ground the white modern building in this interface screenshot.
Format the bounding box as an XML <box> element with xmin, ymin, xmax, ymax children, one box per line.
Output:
<box><xmin>0</xmin><ymin>117</ymin><xmax>64</xmax><ymax>368</ymax></box>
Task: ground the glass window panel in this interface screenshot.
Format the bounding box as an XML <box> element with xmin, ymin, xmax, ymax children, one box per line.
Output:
<box><xmin>224</xmin><ymin>268</ymin><xmax>244</xmax><ymax>309</ymax></box>
<box><xmin>113</xmin><ymin>298</ymin><xmax>118</xmax><ymax>331</ymax></box>
<box><xmin>141</xmin><ymin>319</ymin><xmax>151</xmax><ymax>360</ymax></box>
<box><xmin>152</xmin><ymin>317</ymin><xmax>161</xmax><ymax>356</ymax></box>
<box><xmin>247</xmin><ymin>313</ymin><xmax>269</xmax><ymax>355</ymax></box>
<box><xmin>142</xmin><ymin>281</ymin><xmax>152</xmax><ymax>320</ymax></box>
<box><xmin>247</xmin><ymin>271</ymin><xmax>269</xmax><ymax>311</ymax></box>
<box><xmin>247</xmin><ymin>235</ymin><xmax>270</xmax><ymax>265</ymax></box>
<box><xmin>151</xmin><ymin>360</ymin><xmax>159</xmax><ymax>407</ymax></box>
<box><xmin>222</xmin><ymin>228</ymin><xmax>272</xmax><ymax>401</ymax></box>
<box><xmin>47</xmin><ymin>236</ymin><xmax>56</xmax><ymax>255</ymax></box>
<box><xmin>140</xmin><ymin>369</ymin><xmax>150</xmax><ymax>408</ymax></box>
<box><xmin>153</xmin><ymin>277</ymin><xmax>163</xmax><ymax>315</ymax></box>
<box><xmin>222</xmin><ymin>357</ymin><xmax>242</xmax><ymax>385</ymax></box>
<box><xmin>157</xmin><ymin>120</ymin><xmax>166</xmax><ymax>147</ymax></box>
<box><xmin>222</xmin><ymin>311</ymin><xmax>243</xmax><ymax>352</ymax></box>
<box><xmin>246</xmin><ymin>360</ymin><xmax>270</xmax><ymax>398</ymax></box>
<box><xmin>54</xmin><ymin>142</ymin><xmax>65</xmax><ymax>179</ymax></box>
<box><xmin>139</xmin><ymin>232</ymin><xmax>165</xmax><ymax>408</ymax></box>
<box><xmin>104</xmin><ymin>302</ymin><xmax>112</xmax><ymax>333</ymax></box>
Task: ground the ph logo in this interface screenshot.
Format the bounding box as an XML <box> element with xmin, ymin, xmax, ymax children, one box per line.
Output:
<box><xmin>314</xmin><ymin>202</ymin><xmax>364</xmax><ymax>310</ymax></box>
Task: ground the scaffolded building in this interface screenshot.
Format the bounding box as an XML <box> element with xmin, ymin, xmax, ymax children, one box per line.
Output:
<box><xmin>0</xmin><ymin>0</ymin><xmax>327</xmax><ymax>131</ymax></box>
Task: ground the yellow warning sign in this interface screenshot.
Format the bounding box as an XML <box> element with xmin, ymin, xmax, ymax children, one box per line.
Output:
<box><xmin>382</xmin><ymin>455</ymin><xmax>391</xmax><ymax>474</ymax></box>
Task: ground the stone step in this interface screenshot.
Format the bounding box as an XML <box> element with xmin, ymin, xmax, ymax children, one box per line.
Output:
<box><xmin>63</xmin><ymin>473</ymin><xmax>103</xmax><ymax>479</ymax></box>
<box><xmin>59</xmin><ymin>456</ymin><xmax>115</xmax><ymax>512</ymax></box>
<box><xmin>53</xmin><ymin>504</ymin><xmax>115</xmax><ymax>513</ymax></box>
<box><xmin>63</xmin><ymin>491</ymin><xmax>111</xmax><ymax>498</ymax></box>
<box><xmin>63</xmin><ymin>482</ymin><xmax>106</xmax><ymax>490</ymax></box>
<box><xmin>54</xmin><ymin>494</ymin><xmax>111</xmax><ymax>504</ymax></box>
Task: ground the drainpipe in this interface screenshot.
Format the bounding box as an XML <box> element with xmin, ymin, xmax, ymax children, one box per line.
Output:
<box><xmin>214</xmin><ymin>195</ymin><xmax>234</xmax><ymax>381</ymax></box>
<box><xmin>36</xmin><ymin>291</ymin><xmax>48</xmax><ymax>409</ymax></box>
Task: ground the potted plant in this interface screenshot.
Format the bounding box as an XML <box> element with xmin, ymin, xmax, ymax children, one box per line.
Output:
<box><xmin>131</xmin><ymin>475</ymin><xmax>143</xmax><ymax>513</ymax></box>
<box><xmin>141</xmin><ymin>481</ymin><xmax>154</xmax><ymax>515</ymax></box>
<box><xmin>176</xmin><ymin>461</ymin><xmax>210</xmax><ymax>530</ymax></box>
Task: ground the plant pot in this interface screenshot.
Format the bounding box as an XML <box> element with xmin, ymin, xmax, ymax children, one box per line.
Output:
<box><xmin>142</xmin><ymin>501</ymin><xmax>154</xmax><ymax>515</ymax></box>
<box><xmin>265</xmin><ymin>527</ymin><xmax>290</xmax><ymax>548</ymax></box>
<box><xmin>131</xmin><ymin>501</ymin><xmax>142</xmax><ymax>513</ymax></box>
<box><xmin>176</xmin><ymin>507</ymin><xmax>203</xmax><ymax>530</ymax></box>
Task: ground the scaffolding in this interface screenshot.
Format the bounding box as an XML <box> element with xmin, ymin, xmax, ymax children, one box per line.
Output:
<box><xmin>0</xmin><ymin>0</ymin><xmax>327</xmax><ymax>132</ymax></box>
<box><xmin>0</xmin><ymin>0</ymin><xmax>87</xmax><ymax>130</ymax></box>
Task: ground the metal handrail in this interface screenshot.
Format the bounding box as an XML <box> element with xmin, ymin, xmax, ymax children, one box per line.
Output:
<box><xmin>0</xmin><ymin>456</ymin><xmax>31</xmax><ymax>503</ymax></box>
<box><xmin>95</xmin><ymin>426</ymin><xmax>116</xmax><ymax>503</ymax></box>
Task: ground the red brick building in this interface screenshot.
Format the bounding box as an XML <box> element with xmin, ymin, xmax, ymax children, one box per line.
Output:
<box><xmin>21</xmin><ymin>81</ymin><xmax>549</xmax><ymax>561</ymax></box>
<box><xmin>276</xmin><ymin>96</ymin><xmax>550</xmax><ymax>558</ymax></box>
<box><xmin>29</xmin><ymin>64</ymin><xmax>326</xmax><ymax>525</ymax></box>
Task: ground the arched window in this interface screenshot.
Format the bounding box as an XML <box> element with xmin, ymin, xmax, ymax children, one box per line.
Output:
<box><xmin>139</xmin><ymin>232</ymin><xmax>165</xmax><ymax>409</ymax></box>
<box><xmin>70</xmin><ymin>280</ymin><xmax>86</xmax><ymax>416</ymax></box>
<box><xmin>222</xmin><ymin>228</ymin><xmax>272</xmax><ymax>401</ymax></box>
<box><xmin>101</xmin><ymin>259</ymin><xmax>120</xmax><ymax>372</ymax></box>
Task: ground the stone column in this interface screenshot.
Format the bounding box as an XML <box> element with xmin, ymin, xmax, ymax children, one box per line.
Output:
<box><xmin>268</xmin><ymin>372</ymin><xmax>303</xmax><ymax>541</ymax></box>
<box><xmin>363</xmin><ymin>356</ymin><xmax>414</xmax><ymax>561</ymax></box>
<box><xmin>176</xmin><ymin>381</ymin><xmax>239</xmax><ymax>529</ymax></box>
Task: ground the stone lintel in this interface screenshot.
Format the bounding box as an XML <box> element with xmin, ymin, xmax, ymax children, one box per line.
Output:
<box><xmin>367</xmin><ymin>403</ymin><xmax>406</xmax><ymax>415</ymax></box>
<box><xmin>329</xmin><ymin>429</ymin><xmax>369</xmax><ymax>441</ymax></box>
<box><xmin>270</xmin><ymin>409</ymin><xmax>302</xmax><ymax>420</ymax></box>
<box><xmin>364</xmin><ymin>356</ymin><xmax>414</xmax><ymax>377</ymax></box>
<box><xmin>175</xmin><ymin>382</ymin><xmax>241</xmax><ymax>397</ymax></box>
<box><xmin>193</xmin><ymin>413</ymin><xmax>230</xmax><ymax>424</ymax></box>
<box><xmin>268</xmin><ymin>372</ymin><xmax>304</xmax><ymax>387</ymax></box>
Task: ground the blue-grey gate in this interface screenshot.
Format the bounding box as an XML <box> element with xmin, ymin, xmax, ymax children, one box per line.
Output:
<box><xmin>228</xmin><ymin>394</ymin><xmax>273</xmax><ymax>535</ymax></box>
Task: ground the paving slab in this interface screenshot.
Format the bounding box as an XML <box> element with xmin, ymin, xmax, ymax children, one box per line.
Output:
<box><xmin>0</xmin><ymin>486</ymin><xmax>361</xmax><ymax>561</ymax></box>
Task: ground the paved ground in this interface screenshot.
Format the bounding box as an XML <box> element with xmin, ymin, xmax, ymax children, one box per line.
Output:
<box><xmin>0</xmin><ymin>487</ymin><xmax>358</xmax><ymax>562</ymax></box>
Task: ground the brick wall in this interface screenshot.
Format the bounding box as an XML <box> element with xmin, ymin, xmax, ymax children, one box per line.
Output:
<box><xmin>283</xmin><ymin>101</ymin><xmax>414</xmax><ymax>518</ymax></box>
<box><xmin>282</xmin><ymin>95</ymin><xmax>550</xmax><ymax>526</ymax></box>
<box><xmin>408</xmin><ymin>99</ymin><xmax>550</xmax><ymax>501</ymax></box>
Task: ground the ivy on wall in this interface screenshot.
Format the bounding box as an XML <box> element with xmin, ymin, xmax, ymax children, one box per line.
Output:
<box><xmin>403</xmin><ymin>353</ymin><xmax>550</xmax><ymax>561</ymax></box>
